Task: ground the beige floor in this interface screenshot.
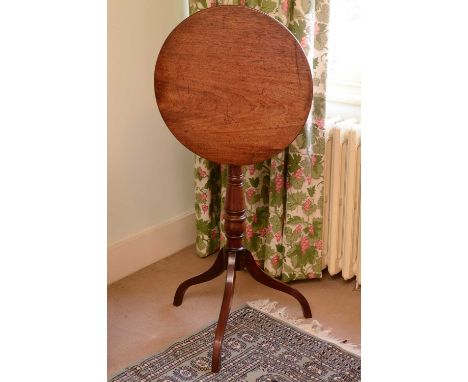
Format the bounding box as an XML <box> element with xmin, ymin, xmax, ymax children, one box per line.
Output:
<box><xmin>108</xmin><ymin>245</ymin><xmax>361</xmax><ymax>377</ymax></box>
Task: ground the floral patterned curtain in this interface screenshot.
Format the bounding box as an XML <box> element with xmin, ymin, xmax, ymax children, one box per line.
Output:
<box><xmin>192</xmin><ymin>0</ymin><xmax>330</xmax><ymax>282</ymax></box>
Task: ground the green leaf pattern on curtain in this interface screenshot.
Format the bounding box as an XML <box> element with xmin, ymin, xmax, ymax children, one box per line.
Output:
<box><xmin>190</xmin><ymin>0</ymin><xmax>330</xmax><ymax>282</ymax></box>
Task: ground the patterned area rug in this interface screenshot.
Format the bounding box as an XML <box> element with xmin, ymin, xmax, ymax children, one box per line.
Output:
<box><xmin>110</xmin><ymin>303</ymin><xmax>361</xmax><ymax>382</ymax></box>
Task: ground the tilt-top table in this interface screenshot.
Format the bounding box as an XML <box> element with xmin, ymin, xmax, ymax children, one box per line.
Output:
<box><xmin>154</xmin><ymin>5</ymin><xmax>313</xmax><ymax>373</ymax></box>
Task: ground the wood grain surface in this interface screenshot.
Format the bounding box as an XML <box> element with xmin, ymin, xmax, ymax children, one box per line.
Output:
<box><xmin>154</xmin><ymin>5</ymin><xmax>313</xmax><ymax>165</ymax></box>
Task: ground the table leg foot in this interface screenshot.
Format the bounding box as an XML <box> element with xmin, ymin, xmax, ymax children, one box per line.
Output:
<box><xmin>243</xmin><ymin>249</ymin><xmax>312</xmax><ymax>318</ymax></box>
<box><xmin>173</xmin><ymin>248</ymin><xmax>225</xmax><ymax>306</ymax></box>
<box><xmin>211</xmin><ymin>251</ymin><xmax>237</xmax><ymax>372</ymax></box>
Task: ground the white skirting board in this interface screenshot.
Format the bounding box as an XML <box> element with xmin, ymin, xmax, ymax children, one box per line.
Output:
<box><xmin>107</xmin><ymin>211</ymin><xmax>196</xmax><ymax>284</ymax></box>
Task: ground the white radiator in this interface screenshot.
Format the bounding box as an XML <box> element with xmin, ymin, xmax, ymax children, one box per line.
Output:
<box><xmin>322</xmin><ymin>120</ymin><xmax>361</xmax><ymax>285</ymax></box>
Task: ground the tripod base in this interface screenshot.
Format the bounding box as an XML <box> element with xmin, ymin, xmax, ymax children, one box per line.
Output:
<box><xmin>173</xmin><ymin>247</ymin><xmax>312</xmax><ymax>373</ymax></box>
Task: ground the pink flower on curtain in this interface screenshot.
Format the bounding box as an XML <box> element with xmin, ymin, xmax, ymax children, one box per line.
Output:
<box><xmin>306</xmin><ymin>175</ymin><xmax>312</xmax><ymax>185</ymax></box>
<box><xmin>246</xmin><ymin>187</ymin><xmax>255</xmax><ymax>201</ymax></box>
<box><xmin>252</xmin><ymin>213</ymin><xmax>258</xmax><ymax>223</ymax></box>
<box><xmin>315</xmin><ymin>119</ymin><xmax>325</xmax><ymax>130</ymax></box>
<box><xmin>309</xmin><ymin>225</ymin><xmax>315</xmax><ymax>236</ymax></box>
<box><xmin>202</xmin><ymin>204</ymin><xmax>208</xmax><ymax>213</ymax></box>
<box><xmin>271</xmin><ymin>254</ymin><xmax>280</xmax><ymax>268</ymax></box>
<box><xmin>314</xmin><ymin>239</ymin><xmax>323</xmax><ymax>251</ymax></box>
<box><xmin>246</xmin><ymin>224</ymin><xmax>253</xmax><ymax>239</ymax></box>
<box><xmin>274</xmin><ymin>231</ymin><xmax>282</xmax><ymax>242</ymax></box>
<box><xmin>300</xmin><ymin>36</ymin><xmax>308</xmax><ymax>49</ymax></box>
<box><xmin>248</xmin><ymin>164</ymin><xmax>255</xmax><ymax>175</ymax></box>
<box><xmin>271</xmin><ymin>160</ymin><xmax>276</xmax><ymax>170</ymax></box>
<box><xmin>239</xmin><ymin>0</ymin><xmax>246</xmax><ymax>5</ymax></box>
<box><xmin>293</xmin><ymin>168</ymin><xmax>304</xmax><ymax>180</ymax></box>
<box><xmin>274</xmin><ymin>174</ymin><xmax>283</xmax><ymax>192</ymax></box>
<box><xmin>294</xmin><ymin>224</ymin><xmax>302</xmax><ymax>234</ymax></box>
<box><xmin>211</xmin><ymin>228</ymin><xmax>218</xmax><ymax>240</ymax></box>
<box><xmin>281</xmin><ymin>0</ymin><xmax>289</xmax><ymax>13</ymax></box>
<box><xmin>311</xmin><ymin>154</ymin><xmax>317</xmax><ymax>166</ymax></box>
<box><xmin>210</xmin><ymin>0</ymin><xmax>217</xmax><ymax>7</ymax></box>
<box><xmin>300</xmin><ymin>236</ymin><xmax>310</xmax><ymax>253</ymax></box>
<box><xmin>198</xmin><ymin>168</ymin><xmax>207</xmax><ymax>178</ymax></box>
<box><xmin>307</xmin><ymin>272</ymin><xmax>316</xmax><ymax>279</ymax></box>
<box><xmin>302</xmin><ymin>198</ymin><xmax>312</xmax><ymax>212</ymax></box>
<box><xmin>314</xmin><ymin>22</ymin><xmax>320</xmax><ymax>37</ymax></box>
<box><xmin>259</xmin><ymin>227</ymin><xmax>268</xmax><ymax>237</ymax></box>
<box><xmin>200</xmin><ymin>192</ymin><xmax>208</xmax><ymax>202</ymax></box>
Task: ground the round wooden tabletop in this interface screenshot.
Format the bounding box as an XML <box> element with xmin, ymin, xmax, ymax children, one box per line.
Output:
<box><xmin>154</xmin><ymin>6</ymin><xmax>312</xmax><ymax>165</ymax></box>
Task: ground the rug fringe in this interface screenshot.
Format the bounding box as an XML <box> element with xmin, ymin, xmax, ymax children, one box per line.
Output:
<box><xmin>247</xmin><ymin>299</ymin><xmax>361</xmax><ymax>356</ymax></box>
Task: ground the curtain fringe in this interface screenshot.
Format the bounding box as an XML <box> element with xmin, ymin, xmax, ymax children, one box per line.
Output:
<box><xmin>247</xmin><ymin>299</ymin><xmax>361</xmax><ymax>356</ymax></box>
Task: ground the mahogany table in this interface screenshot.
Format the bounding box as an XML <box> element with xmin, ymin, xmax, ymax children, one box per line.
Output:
<box><xmin>154</xmin><ymin>5</ymin><xmax>313</xmax><ymax>373</ymax></box>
